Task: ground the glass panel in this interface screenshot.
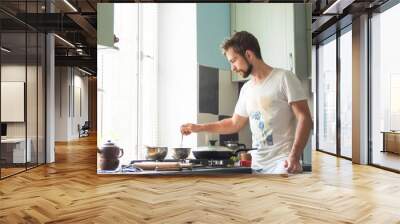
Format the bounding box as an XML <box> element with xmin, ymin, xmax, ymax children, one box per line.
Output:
<box><xmin>27</xmin><ymin>31</ymin><xmax>38</xmax><ymax>169</ymax></box>
<box><xmin>1</xmin><ymin>31</ymin><xmax>27</xmax><ymax>177</ymax></box>
<box><xmin>317</xmin><ymin>37</ymin><xmax>337</xmax><ymax>154</ymax></box>
<box><xmin>371</xmin><ymin>3</ymin><xmax>400</xmax><ymax>171</ymax></box>
<box><xmin>339</xmin><ymin>29</ymin><xmax>352</xmax><ymax>158</ymax></box>
<box><xmin>140</xmin><ymin>4</ymin><xmax>158</xmax><ymax>156</ymax></box>
<box><xmin>38</xmin><ymin>33</ymin><xmax>45</xmax><ymax>165</ymax></box>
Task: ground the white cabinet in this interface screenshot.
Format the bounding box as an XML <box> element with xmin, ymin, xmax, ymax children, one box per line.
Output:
<box><xmin>97</xmin><ymin>4</ymin><xmax>117</xmax><ymax>48</ymax></box>
<box><xmin>231</xmin><ymin>3</ymin><xmax>311</xmax><ymax>82</ymax></box>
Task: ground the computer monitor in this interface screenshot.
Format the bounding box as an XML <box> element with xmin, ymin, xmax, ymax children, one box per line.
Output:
<box><xmin>1</xmin><ymin>123</ymin><xmax>7</xmax><ymax>137</ymax></box>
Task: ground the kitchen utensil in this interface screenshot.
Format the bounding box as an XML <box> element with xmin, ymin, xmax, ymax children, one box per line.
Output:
<box><xmin>170</xmin><ymin>147</ymin><xmax>191</xmax><ymax>160</ymax></box>
<box><xmin>97</xmin><ymin>140</ymin><xmax>124</xmax><ymax>170</ymax></box>
<box><xmin>224</xmin><ymin>141</ymin><xmax>246</xmax><ymax>150</ymax></box>
<box><xmin>239</xmin><ymin>153</ymin><xmax>252</xmax><ymax>161</ymax></box>
<box><xmin>99</xmin><ymin>158</ymin><xmax>120</xmax><ymax>170</ymax></box>
<box><xmin>238</xmin><ymin>151</ymin><xmax>252</xmax><ymax>167</ymax></box>
<box><xmin>180</xmin><ymin>134</ymin><xmax>184</xmax><ymax>146</ymax></box>
<box><xmin>97</xmin><ymin>140</ymin><xmax>124</xmax><ymax>159</ymax></box>
<box><xmin>145</xmin><ymin>146</ymin><xmax>168</xmax><ymax>161</ymax></box>
<box><xmin>240</xmin><ymin>160</ymin><xmax>251</xmax><ymax>167</ymax></box>
<box><xmin>209</xmin><ymin>140</ymin><xmax>218</xmax><ymax>146</ymax></box>
<box><xmin>133</xmin><ymin>161</ymin><xmax>193</xmax><ymax>171</ymax></box>
<box><xmin>192</xmin><ymin>146</ymin><xmax>256</xmax><ymax>160</ymax></box>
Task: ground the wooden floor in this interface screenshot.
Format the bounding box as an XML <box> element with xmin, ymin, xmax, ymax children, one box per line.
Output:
<box><xmin>1</xmin><ymin>135</ymin><xmax>400</xmax><ymax>223</ymax></box>
<box><xmin>372</xmin><ymin>150</ymin><xmax>400</xmax><ymax>171</ymax></box>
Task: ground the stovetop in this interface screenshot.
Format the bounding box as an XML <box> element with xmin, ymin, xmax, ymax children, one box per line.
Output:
<box><xmin>130</xmin><ymin>159</ymin><xmax>234</xmax><ymax>167</ymax></box>
<box><xmin>112</xmin><ymin>159</ymin><xmax>253</xmax><ymax>175</ymax></box>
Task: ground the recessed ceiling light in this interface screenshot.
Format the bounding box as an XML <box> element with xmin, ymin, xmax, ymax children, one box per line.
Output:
<box><xmin>54</xmin><ymin>34</ymin><xmax>75</xmax><ymax>48</ymax></box>
<box><xmin>1</xmin><ymin>47</ymin><xmax>11</xmax><ymax>53</ymax></box>
<box><xmin>63</xmin><ymin>0</ymin><xmax>78</xmax><ymax>12</ymax></box>
<box><xmin>322</xmin><ymin>0</ymin><xmax>354</xmax><ymax>15</ymax></box>
<box><xmin>78</xmin><ymin>67</ymin><xmax>93</xmax><ymax>76</ymax></box>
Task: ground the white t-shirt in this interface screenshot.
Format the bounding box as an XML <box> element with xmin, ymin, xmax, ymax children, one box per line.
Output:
<box><xmin>234</xmin><ymin>68</ymin><xmax>307</xmax><ymax>174</ymax></box>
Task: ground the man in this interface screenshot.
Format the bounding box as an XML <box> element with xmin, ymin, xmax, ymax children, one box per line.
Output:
<box><xmin>181</xmin><ymin>31</ymin><xmax>312</xmax><ymax>174</ymax></box>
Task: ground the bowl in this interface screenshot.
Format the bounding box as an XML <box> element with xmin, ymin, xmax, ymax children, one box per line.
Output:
<box><xmin>170</xmin><ymin>147</ymin><xmax>191</xmax><ymax>160</ymax></box>
<box><xmin>145</xmin><ymin>146</ymin><xmax>168</xmax><ymax>161</ymax></box>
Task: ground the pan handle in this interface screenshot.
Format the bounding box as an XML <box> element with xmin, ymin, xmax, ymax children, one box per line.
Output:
<box><xmin>234</xmin><ymin>148</ymin><xmax>257</xmax><ymax>155</ymax></box>
<box><xmin>238</xmin><ymin>143</ymin><xmax>246</xmax><ymax>149</ymax></box>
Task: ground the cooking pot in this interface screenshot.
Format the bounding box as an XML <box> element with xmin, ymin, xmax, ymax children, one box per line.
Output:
<box><xmin>192</xmin><ymin>146</ymin><xmax>256</xmax><ymax>160</ymax></box>
<box><xmin>145</xmin><ymin>146</ymin><xmax>168</xmax><ymax>160</ymax></box>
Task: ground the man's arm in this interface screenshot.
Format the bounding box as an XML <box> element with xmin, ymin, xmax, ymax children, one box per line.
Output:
<box><xmin>284</xmin><ymin>100</ymin><xmax>313</xmax><ymax>173</ymax></box>
<box><xmin>181</xmin><ymin>114</ymin><xmax>248</xmax><ymax>135</ymax></box>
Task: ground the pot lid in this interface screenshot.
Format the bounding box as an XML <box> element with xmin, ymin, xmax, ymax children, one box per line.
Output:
<box><xmin>193</xmin><ymin>146</ymin><xmax>233</xmax><ymax>152</ymax></box>
<box><xmin>101</xmin><ymin>140</ymin><xmax>118</xmax><ymax>148</ymax></box>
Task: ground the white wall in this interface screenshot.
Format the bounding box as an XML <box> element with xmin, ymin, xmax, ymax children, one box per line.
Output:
<box><xmin>55</xmin><ymin>67</ymin><xmax>69</xmax><ymax>141</ymax></box>
<box><xmin>1</xmin><ymin>64</ymin><xmax>46</xmax><ymax>163</ymax></box>
<box><xmin>157</xmin><ymin>3</ymin><xmax>198</xmax><ymax>147</ymax></box>
<box><xmin>1</xmin><ymin>65</ymin><xmax>38</xmax><ymax>138</ymax></box>
<box><xmin>72</xmin><ymin>73</ymin><xmax>89</xmax><ymax>137</ymax></box>
<box><xmin>54</xmin><ymin>67</ymin><xmax>89</xmax><ymax>141</ymax></box>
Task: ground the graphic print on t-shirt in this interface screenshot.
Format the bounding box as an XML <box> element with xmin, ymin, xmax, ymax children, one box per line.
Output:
<box><xmin>249</xmin><ymin>96</ymin><xmax>274</xmax><ymax>148</ymax></box>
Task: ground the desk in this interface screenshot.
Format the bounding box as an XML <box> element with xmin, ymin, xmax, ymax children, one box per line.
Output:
<box><xmin>1</xmin><ymin>138</ymin><xmax>31</xmax><ymax>163</ymax></box>
<box><xmin>381</xmin><ymin>131</ymin><xmax>400</xmax><ymax>155</ymax></box>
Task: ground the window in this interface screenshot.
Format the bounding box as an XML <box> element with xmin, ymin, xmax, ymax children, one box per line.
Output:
<box><xmin>371</xmin><ymin>2</ymin><xmax>400</xmax><ymax>171</ymax></box>
<box><xmin>339</xmin><ymin>27</ymin><xmax>352</xmax><ymax>158</ymax></box>
<box><xmin>138</xmin><ymin>4</ymin><xmax>158</xmax><ymax>159</ymax></box>
<box><xmin>97</xmin><ymin>4</ymin><xmax>158</xmax><ymax>163</ymax></box>
<box><xmin>97</xmin><ymin>4</ymin><xmax>139</xmax><ymax>165</ymax></box>
<box><xmin>317</xmin><ymin>36</ymin><xmax>337</xmax><ymax>154</ymax></box>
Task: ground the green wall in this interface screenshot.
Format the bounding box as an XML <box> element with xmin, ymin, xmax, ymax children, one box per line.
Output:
<box><xmin>197</xmin><ymin>3</ymin><xmax>231</xmax><ymax>70</ymax></box>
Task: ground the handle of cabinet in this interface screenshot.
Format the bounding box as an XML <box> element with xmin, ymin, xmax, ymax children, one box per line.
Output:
<box><xmin>289</xmin><ymin>53</ymin><xmax>293</xmax><ymax>72</ymax></box>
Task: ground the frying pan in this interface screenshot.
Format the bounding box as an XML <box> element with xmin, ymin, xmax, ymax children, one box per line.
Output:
<box><xmin>192</xmin><ymin>146</ymin><xmax>256</xmax><ymax>160</ymax></box>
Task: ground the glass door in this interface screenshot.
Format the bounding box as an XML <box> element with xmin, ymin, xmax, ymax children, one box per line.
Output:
<box><xmin>1</xmin><ymin>30</ymin><xmax>28</xmax><ymax>178</ymax></box>
<box><xmin>339</xmin><ymin>27</ymin><xmax>352</xmax><ymax>159</ymax></box>
<box><xmin>370</xmin><ymin>3</ymin><xmax>400</xmax><ymax>171</ymax></box>
<box><xmin>317</xmin><ymin>35</ymin><xmax>337</xmax><ymax>155</ymax></box>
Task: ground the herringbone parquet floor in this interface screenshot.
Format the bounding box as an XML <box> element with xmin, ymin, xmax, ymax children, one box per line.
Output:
<box><xmin>1</xmin><ymin>135</ymin><xmax>400</xmax><ymax>223</ymax></box>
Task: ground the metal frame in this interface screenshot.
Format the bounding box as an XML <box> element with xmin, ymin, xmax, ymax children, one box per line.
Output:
<box><xmin>0</xmin><ymin>0</ymin><xmax>47</xmax><ymax>180</ymax></box>
<box><xmin>315</xmin><ymin>32</ymin><xmax>338</xmax><ymax>156</ymax></box>
<box><xmin>367</xmin><ymin>11</ymin><xmax>373</xmax><ymax>165</ymax></box>
<box><xmin>315</xmin><ymin>22</ymin><xmax>353</xmax><ymax>162</ymax></box>
<box><xmin>336</xmin><ymin>28</ymin><xmax>341</xmax><ymax>157</ymax></box>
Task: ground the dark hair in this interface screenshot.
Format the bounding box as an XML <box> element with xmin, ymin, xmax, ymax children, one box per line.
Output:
<box><xmin>221</xmin><ymin>31</ymin><xmax>262</xmax><ymax>60</ymax></box>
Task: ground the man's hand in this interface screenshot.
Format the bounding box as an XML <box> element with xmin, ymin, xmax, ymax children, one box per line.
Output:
<box><xmin>180</xmin><ymin>123</ymin><xmax>201</xmax><ymax>136</ymax></box>
<box><xmin>284</xmin><ymin>155</ymin><xmax>303</xmax><ymax>174</ymax></box>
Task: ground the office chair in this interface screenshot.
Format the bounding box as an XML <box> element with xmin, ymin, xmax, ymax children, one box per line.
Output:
<box><xmin>79</xmin><ymin>121</ymin><xmax>90</xmax><ymax>138</ymax></box>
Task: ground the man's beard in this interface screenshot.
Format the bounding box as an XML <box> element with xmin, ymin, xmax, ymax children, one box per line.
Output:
<box><xmin>241</xmin><ymin>59</ymin><xmax>253</xmax><ymax>78</ymax></box>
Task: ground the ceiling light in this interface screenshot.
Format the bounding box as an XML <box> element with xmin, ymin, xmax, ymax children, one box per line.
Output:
<box><xmin>78</xmin><ymin>67</ymin><xmax>92</xmax><ymax>76</ymax></box>
<box><xmin>54</xmin><ymin>34</ymin><xmax>75</xmax><ymax>48</ymax></box>
<box><xmin>322</xmin><ymin>0</ymin><xmax>354</xmax><ymax>15</ymax></box>
<box><xmin>63</xmin><ymin>0</ymin><xmax>78</xmax><ymax>12</ymax></box>
<box><xmin>1</xmin><ymin>47</ymin><xmax>11</xmax><ymax>53</ymax></box>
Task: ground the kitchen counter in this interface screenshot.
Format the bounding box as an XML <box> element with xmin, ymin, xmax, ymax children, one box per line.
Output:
<box><xmin>97</xmin><ymin>163</ymin><xmax>312</xmax><ymax>175</ymax></box>
<box><xmin>97</xmin><ymin>165</ymin><xmax>252</xmax><ymax>175</ymax></box>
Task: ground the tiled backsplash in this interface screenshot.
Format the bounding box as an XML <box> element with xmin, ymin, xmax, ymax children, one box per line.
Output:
<box><xmin>198</xmin><ymin>64</ymin><xmax>251</xmax><ymax>147</ymax></box>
